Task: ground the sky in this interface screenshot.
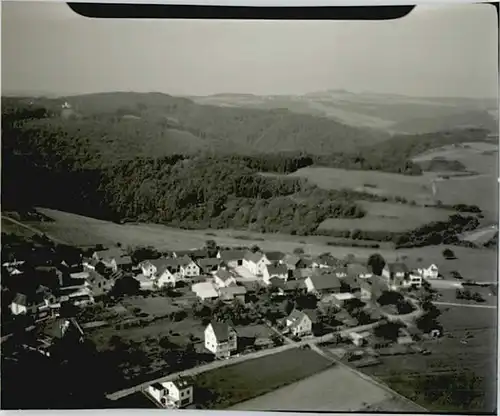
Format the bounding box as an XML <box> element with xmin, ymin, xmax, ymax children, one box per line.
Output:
<box><xmin>1</xmin><ymin>2</ymin><xmax>498</xmax><ymax>98</ymax></box>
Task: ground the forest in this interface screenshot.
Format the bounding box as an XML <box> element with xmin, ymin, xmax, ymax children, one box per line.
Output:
<box><xmin>1</xmin><ymin>99</ymin><xmax>493</xmax><ymax>239</ymax></box>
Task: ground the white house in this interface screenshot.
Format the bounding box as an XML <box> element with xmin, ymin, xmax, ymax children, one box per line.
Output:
<box><xmin>285</xmin><ymin>310</ymin><xmax>313</xmax><ymax>338</ymax></box>
<box><xmin>205</xmin><ymin>321</ymin><xmax>238</xmax><ymax>359</ymax></box>
<box><xmin>243</xmin><ymin>251</ymin><xmax>270</xmax><ymax>276</ymax></box>
<box><xmin>417</xmin><ymin>264</ymin><xmax>439</xmax><ymax>280</ymax></box>
<box><xmin>135</xmin><ymin>274</ymin><xmax>156</xmax><ymax>291</ymax></box>
<box><xmin>213</xmin><ymin>269</ymin><xmax>237</xmax><ymax>288</ymax></box>
<box><xmin>145</xmin><ymin>379</ymin><xmax>194</xmax><ymax>409</ymax></box>
<box><xmin>382</xmin><ymin>263</ymin><xmax>409</xmax><ymax>282</ymax></box>
<box><xmin>140</xmin><ymin>258</ymin><xmax>181</xmax><ymax>288</ymax></box>
<box><xmin>10</xmin><ymin>293</ymin><xmax>29</xmax><ymax>315</ymax></box>
<box><xmin>177</xmin><ymin>255</ymin><xmax>200</xmax><ymax>278</ymax></box>
<box><xmin>263</xmin><ymin>264</ymin><xmax>288</xmax><ymax>285</ymax></box>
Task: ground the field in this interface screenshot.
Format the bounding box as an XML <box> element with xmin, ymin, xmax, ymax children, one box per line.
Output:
<box><xmin>193</xmin><ymin>348</ymin><xmax>333</xmax><ymax>409</ymax></box>
<box><xmin>318</xmin><ymin>201</ymin><xmax>455</xmax><ymax>233</ymax></box>
<box><xmin>289</xmin><ymin>166</ymin><xmax>437</xmax><ymax>204</ymax></box>
<box><xmin>359</xmin><ymin>306</ymin><xmax>498</xmax><ymax>413</ymax></box>
<box><xmin>231</xmin><ymin>362</ymin><xmax>420</xmax><ymax>412</ymax></box>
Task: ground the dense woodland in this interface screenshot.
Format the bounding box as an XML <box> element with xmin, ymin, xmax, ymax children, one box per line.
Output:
<box><xmin>1</xmin><ymin>96</ymin><xmax>494</xmax><ymax>240</ymax></box>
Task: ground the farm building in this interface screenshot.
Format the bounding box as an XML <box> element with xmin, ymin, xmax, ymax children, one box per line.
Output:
<box><xmin>330</xmin><ymin>292</ymin><xmax>357</xmax><ymax>307</ymax></box>
<box><xmin>217</xmin><ymin>250</ymin><xmax>246</xmax><ymax>268</ymax></box>
<box><xmin>305</xmin><ymin>273</ymin><xmax>342</xmax><ymax>297</ymax></box>
<box><xmin>191</xmin><ymin>281</ymin><xmax>219</xmax><ymax>301</ymax></box>
<box><xmin>219</xmin><ymin>285</ymin><xmax>247</xmax><ymax>303</ymax></box>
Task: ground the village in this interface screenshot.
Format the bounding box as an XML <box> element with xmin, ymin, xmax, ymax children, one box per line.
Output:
<box><xmin>3</xmin><ymin>231</ymin><xmax>483</xmax><ymax>410</ymax></box>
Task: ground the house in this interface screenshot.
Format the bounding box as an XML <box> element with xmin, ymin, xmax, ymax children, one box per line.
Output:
<box><xmin>213</xmin><ymin>269</ymin><xmax>237</xmax><ymax>288</ymax></box>
<box><xmin>146</xmin><ymin>379</ymin><xmax>194</xmax><ymax>409</ymax></box>
<box><xmin>177</xmin><ymin>255</ymin><xmax>200</xmax><ymax>278</ymax></box>
<box><xmin>417</xmin><ymin>264</ymin><xmax>439</xmax><ymax>280</ymax></box>
<box><xmin>140</xmin><ymin>258</ymin><xmax>172</xmax><ymax>278</ymax></box>
<box><xmin>111</xmin><ymin>256</ymin><xmax>133</xmax><ymax>272</ymax></box>
<box><xmin>285</xmin><ymin>310</ymin><xmax>313</xmax><ymax>338</ymax></box>
<box><xmin>88</xmin><ymin>271</ymin><xmax>114</xmax><ymax>297</ymax></box>
<box><xmin>269</xmin><ymin>277</ymin><xmax>305</xmax><ymax>296</ymax></box>
<box><xmin>382</xmin><ymin>263</ymin><xmax>409</xmax><ymax>285</ymax></box>
<box><xmin>243</xmin><ymin>251</ymin><xmax>270</xmax><ymax>276</ymax></box>
<box><xmin>217</xmin><ymin>250</ymin><xmax>245</xmax><ymax>268</ymax></box>
<box><xmin>347</xmin><ymin>263</ymin><xmax>373</xmax><ymax>279</ymax></box>
<box><xmin>35</xmin><ymin>285</ymin><xmax>57</xmax><ymax>307</ymax></box>
<box><xmin>92</xmin><ymin>247</ymin><xmax>124</xmax><ymax>264</ymax></box>
<box><xmin>140</xmin><ymin>258</ymin><xmax>181</xmax><ymax>288</ymax></box>
<box><xmin>305</xmin><ymin>273</ymin><xmax>342</xmax><ymax>297</ymax></box>
<box><xmin>281</xmin><ymin>254</ymin><xmax>301</xmax><ymax>271</ymax></box>
<box><xmin>191</xmin><ymin>281</ymin><xmax>219</xmax><ymax>301</ymax></box>
<box><xmin>348</xmin><ymin>331</ymin><xmax>371</xmax><ymax>347</ymax></box>
<box><xmin>204</xmin><ymin>321</ymin><xmax>238</xmax><ymax>359</ymax></box>
<box><xmin>332</xmin><ymin>267</ymin><xmax>348</xmax><ymax>279</ymax></box>
<box><xmin>312</xmin><ymin>254</ymin><xmax>342</xmax><ymax>269</ymax></box>
<box><xmin>10</xmin><ymin>293</ymin><xmax>29</xmax><ymax>315</ymax></box>
<box><xmin>330</xmin><ymin>292</ymin><xmax>357</xmax><ymax>308</ymax></box>
<box><xmin>263</xmin><ymin>264</ymin><xmax>288</xmax><ymax>285</ymax></box>
<box><xmin>197</xmin><ymin>258</ymin><xmax>222</xmax><ymax>274</ymax></box>
<box><xmin>219</xmin><ymin>285</ymin><xmax>247</xmax><ymax>303</ymax></box>
<box><xmin>265</xmin><ymin>251</ymin><xmax>286</xmax><ymax>263</ymax></box>
<box><xmin>83</xmin><ymin>257</ymin><xmax>105</xmax><ymax>272</ymax></box>
<box><xmin>406</xmin><ymin>272</ymin><xmax>423</xmax><ymax>289</ymax></box>
<box><xmin>172</xmin><ymin>250</ymin><xmax>195</xmax><ymax>259</ymax></box>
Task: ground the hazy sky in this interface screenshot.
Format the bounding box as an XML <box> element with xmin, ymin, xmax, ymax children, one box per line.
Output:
<box><xmin>2</xmin><ymin>2</ymin><xmax>498</xmax><ymax>98</ymax></box>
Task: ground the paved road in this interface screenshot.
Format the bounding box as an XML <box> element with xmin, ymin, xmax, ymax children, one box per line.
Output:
<box><xmin>107</xmin><ymin>322</ymin><xmax>380</xmax><ymax>401</ymax></box>
<box><xmin>434</xmin><ymin>301</ymin><xmax>497</xmax><ymax>309</ymax></box>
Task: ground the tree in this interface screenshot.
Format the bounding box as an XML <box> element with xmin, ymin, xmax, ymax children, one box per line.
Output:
<box><xmin>374</xmin><ymin>322</ymin><xmax>402</xmax><ymax>342</ymax></box>
<box><xmin>377</xmin><ymin>290</ymin><xmax>404</xmax><ymax>306</ymax></box>
<box><xmin>293</xmin><ymin>247</ymin><xmax>305</xmax><ymax>255</ymax></box>
<box><xmin>367</xmin><ymin>253</ymin><xmax>386</xmax><ymax>276</ymax></box>
<box><xmin>110</xmin><ymin>275</ymin><xmax>140</xmax><ymax>297</ymax></box>
<box><xmin>442</xmin><ymin>248</ymin><xmax>456</xmax><ymax>259</ymax></box>
<box><xmin>204</xmin><ymin>240</ymin><xmax>219</xmax><ymax>258</ymax></box>
<box><xmin>250</xmin><ymin>245</ymin><xmax>261</xmax><ymax>253</ymax></box>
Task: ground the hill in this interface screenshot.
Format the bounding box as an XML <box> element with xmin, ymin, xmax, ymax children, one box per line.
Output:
<box><xmin>5</xmin><ymin>92</ymin><xmax>387</xmax><ymax>160</ymax></box>
<box><xmin>190</xmin><ymin>91</ymin><xmax>498</xmax><ymax>135</ymax></box>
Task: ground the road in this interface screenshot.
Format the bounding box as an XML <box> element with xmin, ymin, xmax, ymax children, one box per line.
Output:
<box><xmin>434</xmin><ymin>301</ymin><xmax>497</xmax><ymax>309</ymax></box>
<box><xmin>106</xmin><ymin>322</ymin><xmax>380</xmax><ymax>401</ymax></box>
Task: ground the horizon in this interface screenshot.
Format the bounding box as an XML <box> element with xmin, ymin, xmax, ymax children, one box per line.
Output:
<box><xmin>2</xmin><ymin>2</ymin><xmax>498</xmax><ymax>99</ymax></box>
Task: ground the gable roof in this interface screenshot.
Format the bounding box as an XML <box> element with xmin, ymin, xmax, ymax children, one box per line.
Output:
<box><xmin>244</xmin><ymin>251</ymin><xmax>265</xmax><ymax>264</ymax></box>
<box><xmin>215</xmin><ymin>269</ymin><xmax>234</xmax><ymax>282</ymax></box>
<box><xmin>313</xmin><ymin>254</ymin><xmax>342</xmax><ymax>267</ymax></box>
<box><xmin>266</xmin><ymin>264</ymin><xmax>288</xmax><ymax>276</ymax></box>
<box><xmin>146</xmin><ymin>258</ymin><xmax>180</xmax><ymax>274</ymax></box>
<box><xmin>219</xmin><ymin>250</ymin><xmax>246</xmax><ymax>262</ymax></box>
<box><xmin>283</xmin><ymin>254</ymin><xmax>301</xmax><ymax>267</ymax></box>
<box><xmin>307</xmin><ymin>274</ymin><xmax>341</xmax><ymax>291</ymax></box>
<box><xmin>219</xmin><ymin>285</ymin><xmax>247</xmax><ymax>300</ymax></box>
<box><xmin>198</xmin><ymin>258</ymin><xmax>223</xmax><ymax>267</ymax></box>
<box><xmin>208</xmin><ymin>321</ymin><xmax>234</xmax><ymax>342</ymax></box>
<box><xmin>192</xmin><ymin>281</ymin><xmax>219</xmax><ymax>298</ymax></box>
<box><xmin>265</xmin><ymin>251</ymin><xmax>286</xmax><ymax>262</ymax></box>
<box><xmin>347</xmin><ymin>263</ymin><xmax>371</xmax><ymax>276</ymax></box>
<box><xmin>177</xmin><ymin>255</ymin><xmax>195</xmax><ymax>267</ymax></box>
<box><xmin>12</xmin><ymin>292</ymin><xmax>28</xmax><ymax>306</ymax></box>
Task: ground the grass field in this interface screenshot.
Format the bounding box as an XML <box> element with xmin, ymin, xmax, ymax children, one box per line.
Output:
<box><xmin>230</xmin><ymin>363</ymin><xmax>421</xmax><ymax>412</ymax></box>
<box><xmin>289</xmin><ymin>166</ymin><xmax>437</xmax><ymax>204</ymax></box>
<box><xmin>194</xmin><ymin>348</ymin><xmax>333</xmax><ymax>409</ymax></box>
<box><xmin>318</xmin><ymin>201</ymin><xmax>455</xmax><ymax>233</ymax></box>
<box><xmin>360</xmin><ymin>306</ymin><xmax>498</xmax><ymax>413</ymax></box>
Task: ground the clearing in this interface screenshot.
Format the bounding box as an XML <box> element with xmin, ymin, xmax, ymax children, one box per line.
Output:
<box><xmin>318</xmin><ymin>201</ymin><xmax>455</xmax><ymax>233</ymax></box>
<box><xmin>194</xmin><ymin>348</ymin><xmax>333</xmax><ymax>409</ymax></box>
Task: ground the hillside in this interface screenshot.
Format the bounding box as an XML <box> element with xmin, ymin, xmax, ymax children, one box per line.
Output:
<box><xmin>190</xmin><ymin>91</ymin><xmax>498</xmax><ymax>134</ymax></box>
<box><xmin>4</xmin><ymin>92</ymin><xmax>388</xmax><ymax>160</ymax></box>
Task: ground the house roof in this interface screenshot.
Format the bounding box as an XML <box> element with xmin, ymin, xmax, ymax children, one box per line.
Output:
<box><xmin>269</xmin><ymin>277</ymin><xmax>286</xmax><ymax>290</ymax></box>
<box><xmin>386</xmin><ymin>263</ymin><xmax>409</xmax><ymax>274</ymax></box>
<box><xmin>88</xmin><ymin>270</ymin><xmax>107</xmax><ymax>285</ymax></box>
<box><xmin>344</xmin><ymin>274</ymin><xmax>361</xmax><ymax>290</ymax></box>
<box><xmin>266</xmin><ymin>264</ymin><xmax>288</xmax><ymax>276</ymax></box>
<box><xmin>347</xmin><ymin>263</ymin><xmax>371</xmax><ymax>276</ymax></box>
<box><xmin>215</xmin><ymin>269</ymin><xmax>234</xmax><ymax>282</ymax></box>
<box><xmin>332</xmin><ymin>292</ymin><xmax>356</xmax><ymax>301</ymax></box>
<box><xmin>314</xmin><ymin>254</ymin><xmax>342</xmax><ymax>267</ymax></box>
<box><xmin>190</xmin><ymin>249</ymin><xmax>209</xmax><ymax>259</ymax></box>
<box><xmin>219</xmin><ymin>250</ymin><xmax>246</xmax><ymax>262</ymax></box>
<box><xmin>287</xmin><ymin>309</ymin><xmax>312</xmax><ymax>329</ymax></box>
<box><xmin>244</xmin><ymin>251</ymin><xmax>265</xmax><ymax>264</ymax></box>
<box><xmin>307</xmin><ymin>274</ymin><xmax>341</xmax><ymax>291</ymax></box>
<box><xmin>115</xmin><ymin>256</ymin><xmax>133</xmax><ymax>265</ymax></box>
<box><xmin>265</xmin><ymin>251</ymin><xmax>286</xmax><ymax>262</ymax></box>
<box><xmin>177</xmin><ymin>255</ymin><xmax>195</xmax><ymax>267</ymax></box>
<box><xmin>219</xmin><ymin>285</ymin><xmax>247</xmax><ymax>300</ymax></box>
<box><xmin>283</xmin><ymin>254</ymin><xmax>301</xmax><ymax>267</ymax></box>
<box><xmin>192</xmin><ymin>282</ymin><xmax>219</xmax><ymax>298</ymax></box>
<box><xmin>198</xmin><ymin>258</ymin><xmax>222</xmax><ymax>267</ymax></box>
<box><xmin>332</xmin><ymin>267</ymin><xmax>348</xmax><ymax>276</ymax></box>
<box><xmin>12</xmin><ymin>292</ymin><xmax>28</xmax><ymax>306</ymax></box>
<box><xmin>173</xmin><ymin>250</ymin><xmax>194</xmax><ymax>258</ymax></box>
<box><xmin>209</xmin><ymin>321</ymin><xmax>234</xmax><ymax>342</ymax></box>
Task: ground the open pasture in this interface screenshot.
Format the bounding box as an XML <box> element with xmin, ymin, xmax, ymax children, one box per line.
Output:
<box><xmin>289</xmin><ymin>166</ymin><xmax>436</xmax><ymax>204</ymax></box>
<box><xmin>318</xmin><ymin>201</ymin><xmax>454</xmax><ymax>233</ymax></box>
